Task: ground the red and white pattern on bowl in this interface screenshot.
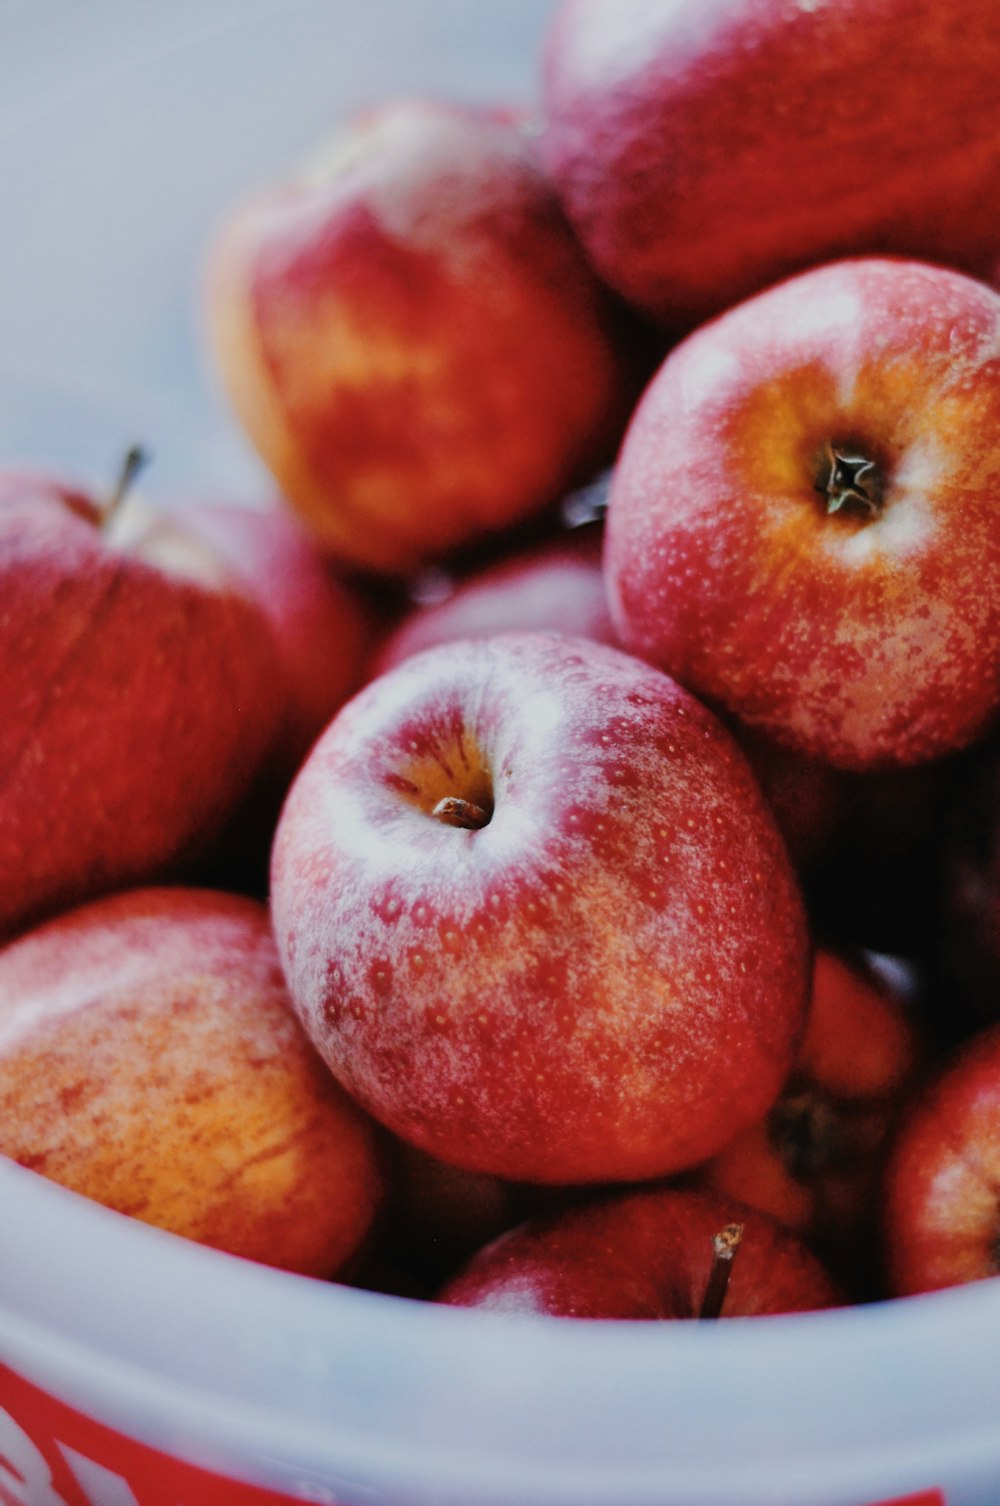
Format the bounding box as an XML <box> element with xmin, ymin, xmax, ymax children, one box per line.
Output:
<box><xmin>0</xmin><ymin>1363</ymin><xmax>946</xmax><ymax>1506</ymax></box>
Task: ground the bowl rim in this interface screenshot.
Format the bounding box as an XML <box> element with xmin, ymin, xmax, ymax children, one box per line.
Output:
<box><xmin>4</xmin><ymin>1157</ymin><xmax>1000</xmax><ymax>1505</ymax></box>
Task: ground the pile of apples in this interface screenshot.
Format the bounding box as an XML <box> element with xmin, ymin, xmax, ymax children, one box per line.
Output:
<box><xmin>5</xmin><ymin>0</ymin><xmax>1000</xmax><ymax>1325</ymax></box>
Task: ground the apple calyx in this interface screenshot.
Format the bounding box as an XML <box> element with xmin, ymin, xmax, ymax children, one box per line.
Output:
<box><xmin>431</xmin><ymin>795</ymin><xmax>491</xmax><ymax>830</ymax></box>
<box><xmin>814</xmin><ymin>444</ymin><xmax>882</xmax><ymax>518</ymax></box>
<box><xmin>698</xmin><ymin>1220</ymin><xmax>744</xmax><ymax>1319</ymax></box>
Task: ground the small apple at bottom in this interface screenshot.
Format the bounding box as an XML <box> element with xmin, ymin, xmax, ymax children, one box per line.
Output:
<box><xmin>438</xmin><ymin>1186</ymin><xmax>841</xmax><ymax>1318</ymax></box>
<box><xmin>0</xmin><ymin>888</ymin><xmax>384</xmax><ymax>1276</ymax></box>
<box><xmin>272</xmin><ymin>632</ymin><xmax>810</xmax><ymax>1185</ymax></box>
<box><xmin>694</xmin><ymin>949</ymin><xmax>920</xmax><ymax>1292</ymax></box>
<box><xmin>606</xmin><ymin>258</ymin><xmax>1000</xmax><ymax>770</ymax></box>
<box><xmin>884</xmin><ymin>1023</ymin><xmax>1000</xmax><ymax>1297</ymax></box>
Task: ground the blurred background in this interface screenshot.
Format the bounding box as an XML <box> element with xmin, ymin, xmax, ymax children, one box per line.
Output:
<box><xmin>0</xmin><ymin>0</ymin><xmax>551</xmax><ymax>490</ymax></box>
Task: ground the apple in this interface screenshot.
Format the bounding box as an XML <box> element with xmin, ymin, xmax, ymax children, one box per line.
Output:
<box><xmin>165</xmin><ymin>495</ymin><xmax>374</xmax><ymax>776</ymax></box>
<box><xmin>370</xmin><ymin>526</ymin><xmax>617</xmax><ymax>678</ymax></box>
<box><xmin>605</xmin><ymin>257</ymin><xmax>1000</xmax><ymax>771</ymax></box>
<box><xmin>0</xmin><ymin>465</ymin><xmax>286</xmax><ymax>939</ymax></box>
<box><xmin>207</xmin><ymin>99</ymin><xmax>636</xmax><ymax>575</ymax></box>
<box><xmin>541</xmin><ymin>0</ymin><xmax>1000</xmax><ymax>329</ymax></box>
<box><xmin>271</xmin><ymin>631</ymin><xmax>810</xmax><ymax>1185</ymax></box>
<box><xmin>694</xmin><ymin>949</ymin><xmax>920</xmax><ymax>1293</ymax></box>
<box><xmin>883</xmin><ymin>1023</ymin><xmax>1000</xmax><ymax>1297</ymax></box>
<box><xmin>0</xmin><ymin>887</ymin><xmax>385</xmax><ymax>1276</ymax></box>
<box><xmin>156</xmin><ymin>495</ymin><xmax>376</xmax><ymax>898</ymax></box>
<box><xmin>438</xmin><ymin>1186</ymin><xmax>841</xmax><ymax>1318</ymax></box>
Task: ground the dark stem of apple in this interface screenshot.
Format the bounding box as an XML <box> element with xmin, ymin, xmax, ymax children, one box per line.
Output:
<box><xmin>814</xmin><ymin>443</ymin><xmax>883</xmax><ymax>518</ymax></box>
<box><xmin>431</xmin><ymin>795</ymin><xmax>490</xmax><ymax>830</ymax></box>
<box><xmin>101</xmin><ymin>444</ymin><xmax>149</xmax><ymax>526</ymax></box>
<box><xmin>698</xmin><ymin>1221</ymin><xmax>744</xmax><ymax>1320</ymax></box>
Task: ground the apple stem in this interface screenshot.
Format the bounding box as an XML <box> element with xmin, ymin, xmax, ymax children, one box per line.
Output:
<box><xmin>698</xmin><ymin>1221</ymin><xmax>744</xmax><ymax>1320</ymax></box>
<box><xmin>101</xmin><ymin>444</ymin><xmax>149</xmax><ymax>526</ymax></box>
<box><xmin>431</xmin><ymin>795</ymin><xmax>490</xmax><ymax>830</ymax></box>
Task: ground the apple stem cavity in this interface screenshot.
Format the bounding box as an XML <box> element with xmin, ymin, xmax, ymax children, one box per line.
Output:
<box><xmin>431</xmin><ymin>795</ymin><xmax>491</xmax><ymax>830</ymax></box>
<box><xmin>101</xmin><ymin>444</ymin><xmax>150</xmax><ymax>527</ymax></box>
<box><xmin>698</xmin><ymin>1220</ymin><xmax>744</xmax><ymax>1319</ymax></box>
<box><xmin>814</xmin><ymin>444</ymin><xmax>882</xmax><ymax>519</ymax></box>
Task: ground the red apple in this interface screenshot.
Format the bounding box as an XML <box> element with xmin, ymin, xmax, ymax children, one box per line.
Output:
<box><xmin>0</xmin><ymin>466</ymin><xmax>286</xmax><ymax>939</ymax></box>
<box><xmin>694</xmin><ymin>949</ymin><xmax>920</xmax><ymax>1292</ymax></box>
<box><xmin>605</xmin><ymin>258</ymin><xmax>1000</xmax><ymax>771</ymax></box>
<box><xmin>438</xmin><ymin>1186</ymin><xmax>841</xmax><ymax>1318</ymax></box>
<box><xmin>884</xmin><ymin>1023</ymin><xmax>1000</xmax><ymax>1297</ymax></box>
<box><xmin>0</xmin><ymin>888</ymin><xmax>385</xmax><ymax>1276</ymax></box>
<box><xmin>370</xmin><ymin>527</ymin><xmax>617</xmax><ymax>678</ymax></box>
<box><xmin>541</xmin><ymin>0</ymin><xmax>1000</xmax><ymax>328</ymax></box>
<box><xmin>208</xmin><ymin>99</ymin><xmax>636</xmax><ymax>574</ymax></box>
<box><xmin>166</xmin><ymin>496</ymin><xmax>374</xmax><ymax>775</ymax></box>
<box><xmin>733</xmin><ymin>727</ymin><xmax>845</xmax><ymax>873</ymax></box>
<box><xmin>271</xmin><ymin>632</ymin><xmax>809</xmax><ymax>1185</ymax></box>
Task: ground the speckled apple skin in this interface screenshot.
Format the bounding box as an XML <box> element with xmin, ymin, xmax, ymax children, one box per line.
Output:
<box><xmin>0</xmin><ymin>473</ymin><xmax>286</xmax><ymax>938</ymax></box>
<box><xmin>606</xmin><ymin>258</ymin><xmax>1000</xmax><ymax>771</ymax></box>
<box><xmin>0</xmin><ymin>888</ymin><xmax>384</xmax><ymax>1276</ymax></box>
<box><xmin>438</xmin><ymin>1186</ymin><xmax>841</xmax><ymax>1318</ymax></box>
<box><xmin>885</xmin><ymin>1024</ymin><xmax>1000</xmax><ymax>1297</ymax></box>
<box><xmin>542</xmin><ymin>0</ymin><xmax>1000</xmax><ymax>327</ymax></box>
<box><xmin>208</xmin><ymin>100</ymin><xmax>635</xmax><ymax>574</ymax></box>
<box><xmin>272</xmin><ymin>633</ymin><xmax>810</xmax><ymax>1184</ymax></box>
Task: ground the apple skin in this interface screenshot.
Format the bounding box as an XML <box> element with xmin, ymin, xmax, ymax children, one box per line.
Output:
<box><xmin>271</xmin><ymin>632</ymin><xmax>810</xmax><ymax>1185</ymax></box>
<box><xmin>694</xmin><ymin>949</ymin><xmax>920</xmax><ymax>1293</ymax></box>
<box><xmin>166</xmin><ymin>496</ymin><xmax>374</xmax><ymax>776</ymax></box>
<box><xmin>884</xmin><ymin>1024</ymin><xmax>1000</xmax><ymax>1297</ymax></box>
<box><xmin>541</xmin><ymin>0</ymin><xmax>1000</xmax><ymax>329</ymax></box>
<box><xmin>0</xmin><ymin>470</ymin><xmax>286</xmax><ymax>939</ymax></box>
<box><xmin>438</xmin><ymin>1186</ymin><xmax>841</xmax><ymax>1318</ymax></box>
<box><xmin>0</xmin><ymin>888</ymin><xmax>385</xmax><ymax>1276</ymax></box>
<box><xmin>605</xmin><ymin>258</ymin><xmax>1000</xmax><ymax>771</ymax></box>
<box><xmin>370</xmin><ymin>528</ymin><xmax>617</xmax><ymax>679</ymax></box>
<box><xmin>208</xmin><ymin>99</ymin><xmax>636</xmax><ymax>575</ymax></box>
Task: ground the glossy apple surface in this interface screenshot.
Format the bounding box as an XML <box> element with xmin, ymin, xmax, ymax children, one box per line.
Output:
<box><xmin>542</xmin><ymin>0</ymin><xmax>1000</xmax><ymax>328</ymax></box>
<box><xmin>0</xmin><ymin>888</ymin><xmax>384</xmax><ymax>1276</ymax></box>
<box><xmin>606</xmin><ymin>258</ymin><xmax>1000</xmax><ymax>770</ymax></box>
<box><xmin>272</xmin><ymin>632</ymin><xmax>809</xmax><ymax>1184</ymax></box>
<box><xmin>0</xmin><ymin>469</ymin><xmax>285</xmax><ymax>939</ymax></box>
<box><xmin>208</xmin><ymin>100</ymin><xmax>634</xmax><ymax>574</ymax></box>
<box><xmin>438</xmin><ymin>1186</ymin><xmax>841</xmax><ymax>1318</ymax></box>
